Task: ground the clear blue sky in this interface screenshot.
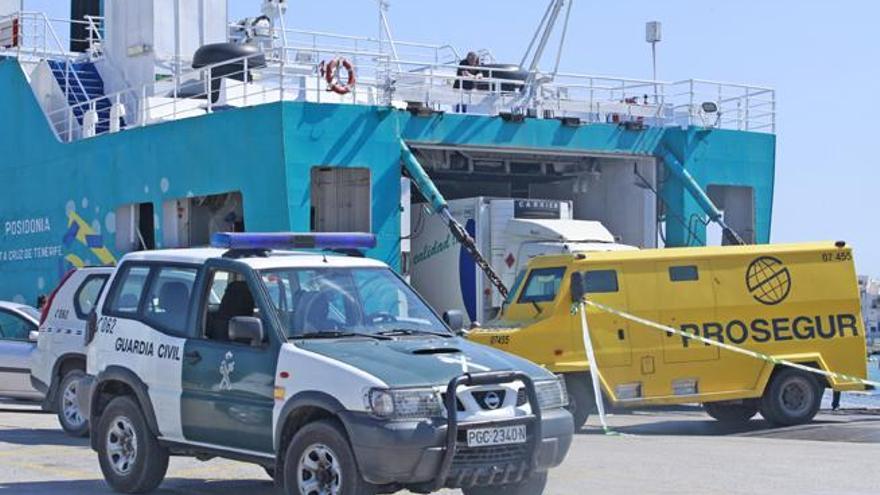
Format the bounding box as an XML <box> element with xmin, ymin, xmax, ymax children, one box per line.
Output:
<box><xmin>28</xmin><ymin>0</ymin><xmax>880</xmax><ymax>275</ymax></box>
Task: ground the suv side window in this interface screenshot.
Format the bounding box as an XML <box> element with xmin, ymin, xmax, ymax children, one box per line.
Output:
<box><xmin>203</xmin><ymin>269</ymin><xmax>261</xmax><ymax>344</ymax></box>
<box><xmin>107</xmin><ymin>265</ymin><xmax>151</xmax><ymax>314</ymax></box>
<box><xmin>74</xmin><ymin>275</ymin><xmax>109</xmax><ymax>319</ymax></box>
<box><xmin>142</xmin><ymin>267</ymin><xmax>198</xmax><ymax>337</ymax></box>
<box><xmin>0</xmin><ymin>310</ymin><xmax>35</xmax><ymax>341</ymax></box>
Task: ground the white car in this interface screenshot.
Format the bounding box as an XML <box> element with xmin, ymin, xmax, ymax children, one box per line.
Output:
<box><xmin>31</xmin><ymin>267</ymin><xmax>114</xmax><ymax>436</ymax></box>
<box><xmin>0</xmin><ymin>301</ymin><xmax>41</xmax><ymax>401</ymax></box>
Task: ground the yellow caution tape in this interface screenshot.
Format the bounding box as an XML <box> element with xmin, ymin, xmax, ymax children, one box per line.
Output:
<box><xmin>578</xmin><ymin>299</ymin><xmax>880</xmax><ymax>389</ymax></box>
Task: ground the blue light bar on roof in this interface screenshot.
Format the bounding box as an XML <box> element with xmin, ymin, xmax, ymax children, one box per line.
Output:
<box><xmin>210</xmin><ymin>232</ymin><xmax>376</xmax><ymax>251</ymax></box>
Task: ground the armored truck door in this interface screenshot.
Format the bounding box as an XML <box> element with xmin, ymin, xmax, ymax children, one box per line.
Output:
<box><xmin>180</xmin><ymin>264</ymin><xmax>279</xmax><ymax>454</ymax></box>
<box><xmin>657</xmin><ymin>262</ymin><xmax>720</xmax><ymax>363</ymax></box>
<box><xmin>581</xmin><ymin>266</ymin><xmax>632</xmax><ymax>367</ymax></box>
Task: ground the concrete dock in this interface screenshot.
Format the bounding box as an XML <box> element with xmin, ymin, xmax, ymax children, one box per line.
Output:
<box><xmin>1</xmin><ymin>400</ymin><xmax>878</xmax><ymax>494</ymax></box>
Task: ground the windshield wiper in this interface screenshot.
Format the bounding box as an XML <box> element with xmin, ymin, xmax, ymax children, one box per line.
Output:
<box><xmin>296</xmin><ymin>331</ymin><xmax>392</xmax><ymax>340</ymax></box>
<box><xmin>531</xmin><ymin>301</ymin><xmax>543</xmax><ymax>316</ymax></box>
<box><xmin>376</xmin><ymin>328</ymin><xmax>452</xmax><ymax>338</ymax></box>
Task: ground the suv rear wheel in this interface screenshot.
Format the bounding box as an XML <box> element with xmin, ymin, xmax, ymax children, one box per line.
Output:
<box><xmin>760</xmin><ymin>368</ymin><xmax>822</xmax><ymax>426</ymax></box>
<box><xmin>96</xmin><ymin>396</ymin><xmax>169</xmax><ymax>493</ymax></box>
<box><xmin>462</xmin><ymin>471</ymin><xmax>548</xmax><ymax>495</ymax></box>
<box><xmin>283</xmin><ymin>419</ymin><xmax>374</xmax><ymax>495</ymax></box>
<box><xmin>57</xmin><ymin>369</ymin><xmax>89</xmax><ymax>437</ymax></box>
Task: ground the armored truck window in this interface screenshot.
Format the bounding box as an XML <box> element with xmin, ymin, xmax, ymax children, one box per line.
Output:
<box><xmin>584</xmin><ymin>270</ymin><xmax>619</xmax><ymax>293</ymax></box>
<box><xmin>518</xmin><ymin>267</ymin><xmax>566</xmax><ymax>303</ymax></box>
<box><xmin>504</xmin><ymin>269</ymin><xmax>527</xmax><ymax>307</ymax></box>
<box><xmin>143</xmin><ymin>267</ymin><xmax>198</xmax><ymax>337</ymax></box>
<box><xmin>107</xmin><ymin>265</ymin><xmax>151</xmax><ymax>314</ymax></box>
<box><xmin>669</xmin><ymin>265</ymin><xmax>699</xmax><ymax>282</ymax></box>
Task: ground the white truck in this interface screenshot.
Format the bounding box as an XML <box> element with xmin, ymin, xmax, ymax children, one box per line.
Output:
<box><xmin>410</xmin><ymin>197</ymin><xmax>635</xmax><ymax>324</ymax></box>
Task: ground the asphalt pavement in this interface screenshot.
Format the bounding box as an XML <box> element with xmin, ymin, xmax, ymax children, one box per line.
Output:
<box><xmin>1</xmin><ymin>399</ymin><xmax>879</xmax><ymax>495</ymax></box>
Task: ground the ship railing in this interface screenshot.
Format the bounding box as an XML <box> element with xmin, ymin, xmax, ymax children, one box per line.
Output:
<box><xmin>381</xmin><ymin>60</ymin><xmax>776</xmax><ymax>132</ymax></box>
<box><xmin>2</xmin><ymin>11</ymin><xmax>98</xmax><ymax>140</ymax></box>
<box><xmin>668</xmin><ymin>79</ymin><xmax>776</xmax><ymax>133</ymax></box>
<box><xmin>40</xmin><ymin>44</ymin><xmax>776</xmax><ymax>142</ymax></box>
<box><xmin>230</xmin><ymin>23</ymin><xmax>463</xmax><ymax>67</ymax></box>
<box><xmin>0</xmin><ymin>11</ymin><xmax>104</xmax><ymax>61</ymax></box>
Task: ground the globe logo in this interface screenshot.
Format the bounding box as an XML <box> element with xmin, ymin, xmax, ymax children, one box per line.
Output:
<box><xmin>746</xmin><ymin>256</ymin><xmax>792</xmax><ymax>305</ymax></box>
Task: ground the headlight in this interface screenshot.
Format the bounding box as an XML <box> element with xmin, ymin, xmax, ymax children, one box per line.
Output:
<box><xmin>534</xmin><ymin>377</ymin><xmax>569</xmax><ymax>411</ymax></box>
<box><xmin>366</xmin><ymin>388</ymin><xmax>444</xmax><ymax>420</ymax></box>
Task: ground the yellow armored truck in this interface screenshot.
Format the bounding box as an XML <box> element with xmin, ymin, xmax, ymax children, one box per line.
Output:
<box><xmin>468</xmin><ymin>242</ymin><xmax>868</xmax><ymax>428</ymax></box>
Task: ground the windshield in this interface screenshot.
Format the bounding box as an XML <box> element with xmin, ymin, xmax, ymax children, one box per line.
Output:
<box><xmin>259</xmin><ymin>267</ymin><xmax>450</xmax><ymax>338</ymax></box>
<box><xmin>517</xmin><ymin>267</ymin><xmax>566</xmax><ymax>303</ymax></box>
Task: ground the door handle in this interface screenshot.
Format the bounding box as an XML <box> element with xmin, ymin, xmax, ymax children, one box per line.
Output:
<box><xmin>617</xmin><ymin>329</ymin><xmax>626</xmax><ymax>340</ymax></box>
<box><xmin>184</xmin><ymin>350</ymin><xmax>202</xmax><ymax>364</ymax></box>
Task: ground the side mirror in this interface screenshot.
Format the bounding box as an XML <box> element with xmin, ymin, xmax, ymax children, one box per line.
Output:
<box><xmin>570</xmin><ymin>272</ymin><xmax>585</xmax><ymax>303</ymax></box>
<box><xmin>28</xmin><ymin>330</ymin><xmax>39</xmax><ymax>343</ymax></box>
<box><xmin>229</xmin><ymin>316</ymin><xmax>264</xmax><ymax>347</ymax></box>
<box><xmin>443</xmin><ymin>310</ymin><xmax>465</xmax><ymax>334</ymax></box>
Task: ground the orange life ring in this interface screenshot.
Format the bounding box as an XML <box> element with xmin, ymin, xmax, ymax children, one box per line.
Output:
<box><xmin>320</xmin><ymin>58</ymin><xmax>356</xmax><ymax>95</ymax></box>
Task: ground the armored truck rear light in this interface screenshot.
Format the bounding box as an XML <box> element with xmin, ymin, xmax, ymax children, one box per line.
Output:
<box><xmin>210</xmin><ymin>232</ymin><xmax>377</xmax><ymax>251</ymax></box>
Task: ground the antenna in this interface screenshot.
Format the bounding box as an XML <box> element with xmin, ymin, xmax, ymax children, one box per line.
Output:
<box><xmin>519</xmin><ymin>0</ymin><xmax>573</xmax><ymax>108</ymax></box>
<box><xmin>262</xmin><ymin>0</ymin><xmax>289</xmax><ymax>48</ymax></box>
<box><xmin>377</xmin><ymin>0</ymin><xmax>402</xmax><ymax>71</ymax></box>
<box><xmin>646</xmin><ymin>21</ymin><xmax>661</xmax><ymax>102</ymax></box>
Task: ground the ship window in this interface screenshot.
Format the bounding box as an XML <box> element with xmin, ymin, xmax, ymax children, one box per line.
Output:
<box><xmin>584</xmin><ymin>270</ymin><xmax>619</xmax><ymax>293</ymax></box>
<box><xmin>115</xmin><ymin>202</ymin><xmax>155</xmax><ymax>252</ymax></box>
<box><xmin>669</xmin><ymin>265</ymin><xmax>699</xmax><ymax>282</ymax></box>
<box><xmin>161</xmin><ymin>192</ymin><xmax>244</xmax><ymax>248</ymax></box>
<box><xmin>310</xmin><ymin>167</ymin><xmax>371</xmax><ymax>233</ymax></box>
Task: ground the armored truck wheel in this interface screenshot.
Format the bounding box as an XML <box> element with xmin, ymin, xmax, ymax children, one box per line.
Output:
<box><xmin>703</xmin><ymin>401</ymin><xmax>759</xmax><ymax>424</ymax></box>
<box><xmin>57</xmin><ymin>369</ymin><xmax>89</xmax><ymax>437</ymax></box>
<box><xmin>564</xmin><ymin>373</ymin><xmax>596</xmax><ymax>430</ymax></box>
<box><xmin>96</xmin><ymin>396</ymin><xmax>169</xmax><ymax>493</ymax></box>
<box><xmin>283</xmin><ymin>419</ymin><xmax>374</xmax><ymax>495</ymax></box>
<box><xmin>462</xmin><ymin>471</ymin><xmax>548</xmax><ymax>495</ymax></box>
<box><xmin>760</xmin><ymin>368</ymin><xmax>822</xmax><ymax>426</ymax></box>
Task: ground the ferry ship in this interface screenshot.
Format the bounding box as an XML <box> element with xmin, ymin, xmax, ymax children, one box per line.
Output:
<box><xmin>0</xmin><ymin>0</ymin><xmax>776</xmax><ymax>306</ymax></box>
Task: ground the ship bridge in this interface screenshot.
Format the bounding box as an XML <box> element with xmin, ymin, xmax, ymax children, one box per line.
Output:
<box><xmin>0</xmin><ymin>0</ymin><xmax>776</xmax><ymax>303</ymax></box>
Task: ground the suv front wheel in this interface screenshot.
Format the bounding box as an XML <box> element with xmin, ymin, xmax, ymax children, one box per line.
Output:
<box><xmin>283</xmin><ymin>419</ymin><xmax>374</xmax><ymax>495</ymax></box>
<box><xmin>96</xmin><ymin>396</ymin><xmax>169</xmax><ymax>493</ymax></box>
<box><xmin>57</xmin><ymin>369</ymin><xmax>89</xmax><ymax>437</ymax></box>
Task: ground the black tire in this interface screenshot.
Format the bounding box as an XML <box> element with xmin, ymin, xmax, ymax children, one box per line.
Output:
<box><xmin>283</xmin><ymin>419</ymin><xmax>374</xmax><ymax>495</ymax></box>
<box><xmin>703</xmin><ymin>401</ymin><xmax>759</xmax><ymax>424</ymax></box>
<box><xmin>760</xmin><ymin>368</ymin><xmax>822</xmax><ymax>426</ymax></box>
<box><xmin>564</xmin><ymin>374</ymin><xmax>596</xmax><ymax>430</ymax></box>
<box><xmin>96</xmin><ymin>396</ymin><xmax>169</xmax><ymax>493</ymax></box>
<box><xmin>462</xmin><ymin>471</ymin><xmax>548</xmax><ymax>495</ymax></box>
<box><xmin>56</xmin><ymin>369</ymin><xmax>90</xmax><ymax>437</ymax></box>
